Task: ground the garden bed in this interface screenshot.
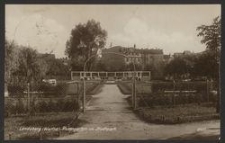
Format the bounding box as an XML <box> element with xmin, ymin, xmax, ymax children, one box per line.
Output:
<box><xmin>119</xmin><ymin>80</ymin><xmax>220</xmax><ymax>124</ymax></box>
<box><xmin>135</xmin><ymin>105</ymin><xmax>219</xmax><ymax>124</ymax></box>
<box><xmin>4</xmin><ymin>82</ymin><xmax>104</xmax><ymax>140</ymax></box>
<box><xmin>5</xmin><ymin>81</ymin><xmax>103</xmax><ymax>117</ymax></box>
<box><xmin>4</xmin><ymin>112</ymin><xmax>86</xmax><ymax>140</ymax></box>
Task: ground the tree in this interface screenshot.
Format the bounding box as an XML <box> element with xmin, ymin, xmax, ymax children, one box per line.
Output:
<box><xmin>196</xmin><ymin>16</ymin><xmax>221</xmax><ymax>79</ymax></box>
<box><xmin>5</xmin><ymin>40</ymin><xmax>21</xmax><ymax>96</ymax></box>
<box><xmin>192</xmin><ymin>52</ymin><xmax>217</xmax><ymax>79</ymax></box>
<box><xmin>65</xmin><ymin>19</ymin><xmax>107</xmax><ymax>71</ymax></box>
<box><xmin>197</xmin><ymin>16</ymin><xmax>221</xmax><ymax>52</ymax></box>
<box><xmin>197</xmin><ymin>16</ymin><xmax>221</xmax><ymax>113</ymax></box>
<box><xmin>46</xmin><ymin>58</ymin><xmax>70</xmax><ymax>78</ymax></box>
<box><xmin>16</xmin><ymin>47</ymin><xmax>46</xmax><ymax>90</ymax></box>
<box><xmin>91</xmin><ymin>60</ymin><xmax>107</xmax><ymax>71</ymax></box>
<box><xmin>100</xmin><ymin>53</ymin><xmax>126</xmax><ymax>72</ymax></box>
<box><xmin>164</xmin><ymin>56</ymin><xmax>194</xmax><ymax>80</ymax></box>
<box><xmin>5</xmin><ymin>40</ymin><xmax>19</xmax><ymax>84</ymax></box>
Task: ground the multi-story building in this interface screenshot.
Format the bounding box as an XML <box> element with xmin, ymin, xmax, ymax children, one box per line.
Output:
<box><xmin>117</xmin><ymin>46</ymin><xmax>164</xmax><ymax>79</ymax></box>
<box><xmin>124</xmin><ymin>52</ymin><xmax>142</xmax><ymax>64</ymax></box>
<box><xmin>119</xmin><ymin>47</ymin><xmax>163</xmax><ymax>66</ymax></box>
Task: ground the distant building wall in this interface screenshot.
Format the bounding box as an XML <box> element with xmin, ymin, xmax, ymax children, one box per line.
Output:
<box><xmin>119</xmin><ymin>47</ymin><xmax>164</xmax><ymax>79</ymax></box>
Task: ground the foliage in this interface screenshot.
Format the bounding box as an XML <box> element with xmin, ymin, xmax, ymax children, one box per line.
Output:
<box><xmin>9</xmin><ymin>46</ymin><xmax>48</xmax><ymax>92</ymax></box>
<box><xmin>5</xmin><ymin>40</ymin><xmax>70</xmax><ymax>95</ymax></box>
<box><xmin>5</xmin><ymin>40</ymin><xmax>49</xmax><ymax>95</ymax></box>
<box><xmin>45</xmin><ymin>58</ymin><xmax>70</xmax><ymax>77</ymax></box>
<box><xmin>16</xmin><ymin>47</ymin><xmax>40</xmax><ymax>82</ymax></box>
<box><xmin>65</xmin><ymin>19</ymin><xmax>107</xmax><ymax>71</ymax></box>
<box><xmin>38</xmin><ymin>82</ymin><xmax>68</xmax><ymax>97</ymax></box>
<box><xmin>34</xmin><ymin>99</ymin><xmax>79</xmax><ymax>113</ymax></box>
<box><xmin>196</xmin><ymin>16</ymin><xmax>221</xmax><ymax>80</ymax></box>
<box><xmin>197</xmin><ymin>16</ymin><xmax>221</xmax><ymax>113</ymax></box>
<box><xmin>138</xmin><ymin>105</ymin><xmax>218</xmax><ymax>124</ymax></box>
<box><xmin>7</xmin><ymin>84</ymin><xmax>25</xmax><ymax>96</ymax></box>
<box><xmin>4</xmin><ymin>40</ymin><xmax>19</xmax><ymax>84</ymax></box>
<box><xmin>91</xmin><ymin>60</ymin><xmax>107</xmax><ymax>71</ymax></box>
<box><xmin>151</xmin><ymin>81</ymin><xmax>214</xmax><ymax>92</ymax></box>
<box><xmin>5</xmin><ymin>98</ymin><xmax>80</xmax><ymax>116</ymax></box>
<box><xmin>193</xmin><ymin>51</ymin><xmax>218</xmax><ymax>79</ymax></box>
<box><xmin>100</xmin><ymin>53</ymin><xmax>126</xmax><ymax>71</ymax></box>
<box><xmin>164</xmin><ymin>17</ymin><xmax>221</xmax><ymax>81</ymax></box>
<box><xmin>197</xmin><ymin>16</ymin><xmax>221</xmax><ymax>52</ymax></box>
<box><xmin>164</xmin><ymin>55</ymin><xmax>196</xmax><ymax>79</ymax></box>
<box><xmin>4</xmin><ymin>99</ymin><xmax>27</xmax><ymax>116</ymax></box>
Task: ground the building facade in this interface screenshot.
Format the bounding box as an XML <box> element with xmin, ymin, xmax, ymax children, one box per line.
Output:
<box><xmin>118</xmin><ymin>46</ymin><xmax>164</xmax><ymax>79</ymax></box>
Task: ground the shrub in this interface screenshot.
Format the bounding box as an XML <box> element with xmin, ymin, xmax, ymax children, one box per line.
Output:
<box><xmin>151</xmin><ymin>81</ymin><xmax>212</xmax><ymax>93</ymax></box>
<box><xmin>35</xmin><ymin>98</ymin><xmax>80</xmax><ymax>113</ymax></box>
<box><xmin>8</xmin><ymin>84</ymin><xmax>25</xmax><ymax>96</ymax></box>
<box><xmin>54</xmin><ymin>83</ymin><xmax>68</xmax><ymax>97</ymax></box>
<box><xmin>38</xmin><ymin>82</ymin><xmax>68</xmax><ymax>97</ymax></box>
<box><xmin>15</xmin><ymin>99</ymin><xmax>26</xmax><ymax>114</ymax></box>
<box><xmin>36</xmin><ymin>101</ymin><xmax>48</xmax><ymax>113</ymax></box>
<box><xmin>61</xmin><ymin>99</ymin><xmax>79</xmax><ymax>112</ymax></box>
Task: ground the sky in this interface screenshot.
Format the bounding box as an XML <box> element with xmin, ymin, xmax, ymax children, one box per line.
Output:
<box><xmin>5</xmin><ymin>4</ymin><xmax>221</xmax><ymax>58</ymax></box>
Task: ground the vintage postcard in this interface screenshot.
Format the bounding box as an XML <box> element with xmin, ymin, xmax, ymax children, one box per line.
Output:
<box><xmin>4</xmin><ymin>4</ymin><xmax>221</xmax><ymax>141</ymax></box>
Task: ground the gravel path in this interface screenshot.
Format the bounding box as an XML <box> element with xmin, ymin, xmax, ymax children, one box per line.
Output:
<box><xmin>57</xmin><ymin>84</ymin><xmax>220</xmax><ymax>140</ymax></box>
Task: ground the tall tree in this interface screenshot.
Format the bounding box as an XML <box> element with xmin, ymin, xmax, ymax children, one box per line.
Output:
<box><xmin>5</xmin><ymin>40</ymin><xmax>18</xmax><ymax>83</ymax></box>
<box><xmin>65</xmin><ymin>19</ymin><xmax>107</xmax><ymax>71</ymax></box>
<box><xmin>197</xmin><ymin>16</ymin><xmax>221</xmax><ymax>52</ymax></box>
<box><xmin>196</xmin><ymin>16</ymin><xmax>221</xmax><ymax>79</ymax></box>
<box><xmin>16</xmin><ymin>47</ymin><xmax>46</xmax><ymax>90</ymax></box>
<box><xmin>4</xmin><ymin>40</ymin><xmax>19</xmax><ymax>96</ymax></box>
<box><xmin>164</xmin><ymin>55</ymin><xmax>195</xmax><ymax>80</ymax></box>
<box><xmin>197</xmin><ymin>16</ymin><xmax>221</xmax><ymax>113</ymax></box>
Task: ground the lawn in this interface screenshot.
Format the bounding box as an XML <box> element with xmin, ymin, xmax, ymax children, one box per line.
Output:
<box><xmin>118</xmin><ymin>81</ymin><xmax>219</xmax><ymax>124</ymax></box>
<box><xmin>67</xmin><ymin>81</ymin><xmax>101</xmax><ymax>95</ymax></box>
<box><xmin>4</xmin><ymin>82</ymin><xmax>103</xmax><ymax>140</ymax></box>
<box><xmin>117</xmin><ymin>81</ymin><xmax>152</xmax><ymax>95</ymax></box>
<box><xmin>137</xmin><ymin>105</ymin><xmax>219</xmax><ymax>124</ymax></box>
<box><xmin>4</xmin><ymin>112</ymin><xmax>87</xmax><ymax>140</ymax></box>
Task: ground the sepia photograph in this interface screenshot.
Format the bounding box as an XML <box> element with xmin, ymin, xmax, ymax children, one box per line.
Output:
<box><xmin>4</xmin><ymin>4</ymin><xmax>221</xmax><ymax>140</ymax></box>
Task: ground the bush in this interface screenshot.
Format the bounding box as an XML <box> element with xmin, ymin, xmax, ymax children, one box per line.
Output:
<box><xmin>54</xmin><ymin>83</ymin><xmax>68</xmax><ymax>97</ymax></box>
<box><xmin>5</xmin><ymin>103</ymin><xmax>14</xmax><ymax>116</ymax></box>
<box><xmin>15</xmin><ymin>99</ymin><xmax>26</xmax><ymax>114</ymax></box>
<box><xmin>151</xmin><ymin>81</ymin><xmax>213</xmax><ymax>93</ymax></box>
<box><xmin>5</xmin><ymin>99</ymin><xmax>27</xmax><ymax>116</ymax></box>
<box><xmin>36</xmin><ymin>101</ymin><xmax>48</xmax><ymax>113</ymax></box>
<box><xmin>8</xmin><ymin>84</ymin><xmax>25</xmax><ymax>96</ymax></box>
<box><xmin>38</xmin><ymin>82</ymin><xmax>68</xmax><ymax>97</ymax></box>
<box><xmin>35</xmin><ymin>98</ymin><xmax>80</xmax><ymax>113</ymax></box>
<box><xmin>61</xmin><ymin>99</ymin><xmax>79</xmax><ymax>112</ymax></box>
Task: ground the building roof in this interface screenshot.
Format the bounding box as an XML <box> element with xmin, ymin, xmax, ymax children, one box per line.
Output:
<box><xmin>105</xmin><ymin>46</ymin><xmax>163</xmax><ymax>55</ymax></box>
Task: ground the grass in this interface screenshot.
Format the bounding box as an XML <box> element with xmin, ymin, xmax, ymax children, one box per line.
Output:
<box><xmin>119</xmin><ymin>81</ymin><xmax>219</xmax><ymax>124</ymax></box>
<box><xmin>20</xmin><ymin>112</ymin><xmax>85</xmax><ymax>127</ymax></box>
<box><xmin>117</xmin><ymin>81</ymin><xmax>132</xmax><ymax>94</ymax></box>
<box><xmin>4</xmin><ymin>82</ymin><xmax>103</xmax><ymax>140</ymax></box>
<box><xmin>4</xmin><ymin>112</ymin><xmax>86</xmax><ymax>140</ymax></box>
<box><xmin>137</xmin><ymin>105</ymin><xmax>219</xmax><ymax>124</ymax></box>
<box><xmin>117</xmin><ymin>81</ymin><xmax>152</xmax><ymax>95</ymax></box>
<box><xmin>5</xmin><ymin>81</ymin><xmax>103</xmax><ymax>117</ymax></box>
<box><xmin>67</xmin><ymin>81</ymin><xmax>101</xmax><ymax>95</ymax></box>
